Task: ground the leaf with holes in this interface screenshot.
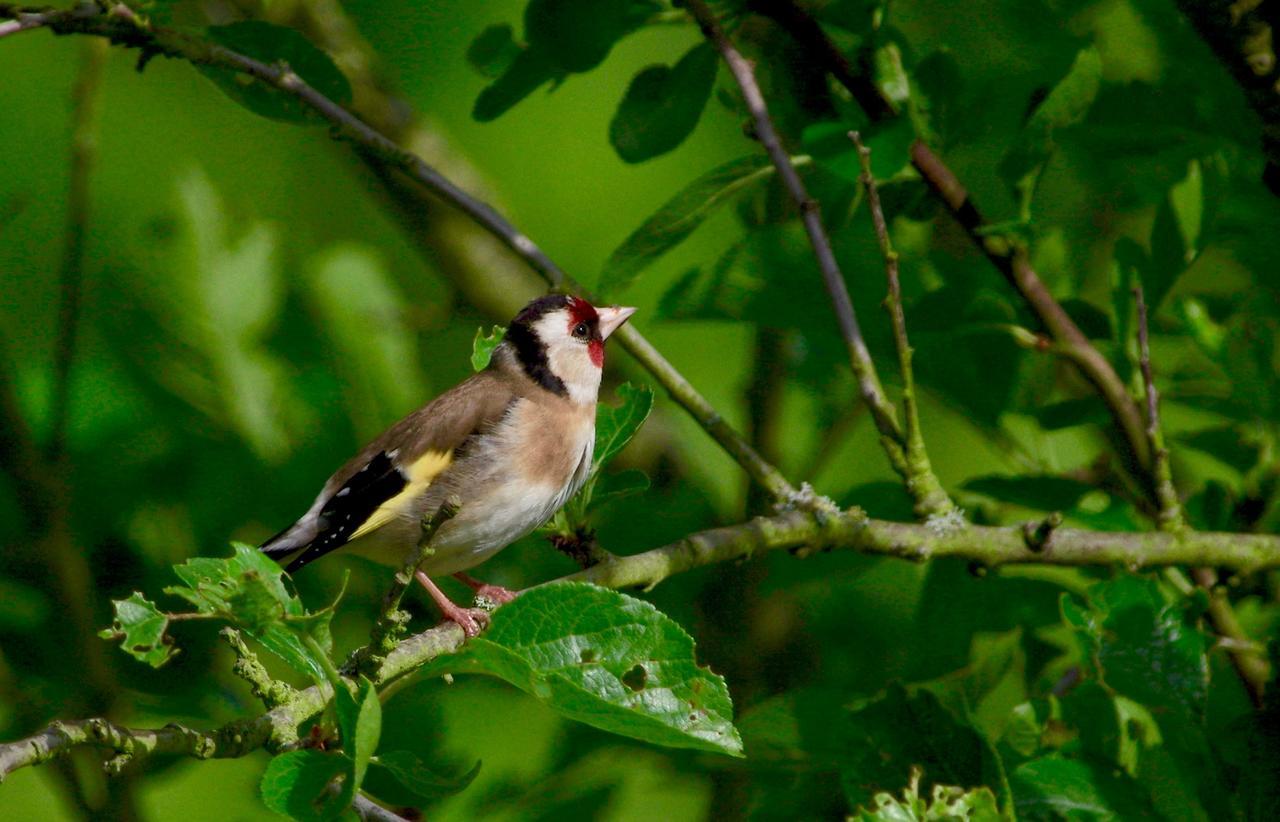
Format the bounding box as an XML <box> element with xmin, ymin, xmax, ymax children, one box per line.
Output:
<box><xmin>610</xmin><ymin>42</ymin><xmax>717</xmax><ymax>163</ymax></box>
<box><xmin>471</xmin><ymin>325</ymin><xmax>506</xmax><ymax>372</ymax></box>
<box><xmin>98</xmin><ymin>593</ymin><xmax>176</xmax><ymax>668</ymax></box>
<box><xmin>422</xmin><ymin>582</ymin><xmax>742</xmax><ymax>755</ymax></box>
<box><xmin>163</xmin><ymin>543</ymin><xmax>338</xmax><ymax>682</ymax></box>
<box><xmin>200</xmin><ymin>21</ymin><xmax>351</xmax><ymax>125</ymax></box>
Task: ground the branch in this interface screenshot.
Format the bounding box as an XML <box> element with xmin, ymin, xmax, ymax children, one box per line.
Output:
<box><xmin>5</xmin><ymin>502</ymin><xmax>1280</xmax><ymax>779</ymax></box>
<box><xmin>1135</xmin><ymin>286</ymin><xmax>1270</xmax><ymax>704</ymax></box>
<box><xmin>749</xmin><ymin>0</ymin><xmax>1154</xmax><ymax>487</ymax></box>
<box><xmin>1173</xmin><ymin>0</ymin><xmax>1280</xmax><ymax>195</ymax></box>
<box><xmin>684</xmin><ymin>0</ymin><xmax>925</xmax><ymax>504</ymax></box>
<box><xmin>851</xmin><ymin>131</ymin><xmax>955</xmax><ymax>519</ymax></box>
<box><xmin>0</xmin><ymin>2</ymin><xmax>799</xmax><ymax>508</ymax></box>
<box><xmin>353</xmin><ymin>497</ymin><xmax>460</xmax><ymax>675</ymax></box>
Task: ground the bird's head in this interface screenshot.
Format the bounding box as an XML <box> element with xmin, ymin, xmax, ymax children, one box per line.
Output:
<box><xmin>503</xmin><ymin>295</ymin><xmax>636</xmax><ymax>403</ymax></box>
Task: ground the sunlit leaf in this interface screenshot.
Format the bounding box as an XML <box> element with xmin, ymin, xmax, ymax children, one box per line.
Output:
<box><xmin>335</xmin><ymin>676</ymin><xmax>381</xmax><ymax>789</ymax></box>
<box><xmin>854</xmin><ymin>774</ymin><xmax>1001</xmax><ymax>821</ymax></box>
<box><xmin>259</xmin><ymin>749</ymin><xmax>353</xmax><ymax>822</ymax></box>
<box><xmin>471</xmin><ymin>325</ymin><xmax>506</xmax><ymax>372</ymax></box>
<box><xmin>423</xmin><ymin>582</ymin><xmax>742</xmax><ymax>755</ymax></box>
<box><xmin>98</xmin><ymin>593</ymin><xmax>176</xmax><ymax>668</ymax></box>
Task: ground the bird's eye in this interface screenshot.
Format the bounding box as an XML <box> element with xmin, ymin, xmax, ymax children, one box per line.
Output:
<box><xmin>572</xmin><ymin>322</ymin><xmax>590</xmax><ymax>340</ymax></box>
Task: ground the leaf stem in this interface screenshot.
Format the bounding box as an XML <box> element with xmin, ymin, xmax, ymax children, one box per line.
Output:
<box><xmin>850</xmin><ymin>131</ymin><xmax>956</xmax><ymax>518</ymax></box>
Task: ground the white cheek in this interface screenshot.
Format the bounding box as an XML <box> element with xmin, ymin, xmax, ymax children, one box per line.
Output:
<box><xmin>547</xmin><ymin>339</ymin><xmax>601</xmax><ymax>404</ymax></box>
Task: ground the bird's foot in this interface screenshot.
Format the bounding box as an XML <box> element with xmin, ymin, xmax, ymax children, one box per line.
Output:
<box><xmin>452</xmin><ymin>573</ymin><xmax>519</xmax><ymax>608</ymax></box>
<box><xmin>417</xmin><ymin>571</ymin><xmax>491</xmax><ymax>638</ymax></box>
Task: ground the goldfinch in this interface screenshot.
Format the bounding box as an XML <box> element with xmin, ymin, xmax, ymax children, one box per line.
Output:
<box><xmin>261</xmin><ymin>295</ymin><xmax>636</xmax><ymax>636</ymax></box>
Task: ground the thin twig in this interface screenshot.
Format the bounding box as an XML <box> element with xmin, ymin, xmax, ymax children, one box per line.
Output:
<box><xmin>1133</xmin><ymin>285</ymin><xmax>1181</xmax><ymax>527</ymax></box>
<box><xmin>850</xmin><ymin>131</ymin><xmax>955</xmax><ymax>518</ymax></box>
<box><xmin>1136</xmin><ymin>285</ymin><xmax>1270</xmax><ymax>704</ymax></box>
<box><xmin>0</xmin><ymin>2</ymin><xmax>799</xmax><ymax>508</ymax></box>
<box><xmin>354</xmin><ymin>497</ymin><xmax>460</xmax><ymax>675</ymax></box>
<box><xmin>683</xmin><ymin>0</ymin><xmax>913</xmax><ymax>491</ymax></box>
<box><xmin>353</xmin><ymin>793</ymin><xmax>410</xmax><ymax>822</ymax></box>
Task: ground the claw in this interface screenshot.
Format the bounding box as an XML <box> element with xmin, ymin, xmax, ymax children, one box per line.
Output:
<box><xmin>416</xmin><ymin>571</ymin><xmax>492</xmax><ymax>638</ymax></box>
<box><xmin>453</xmin><ymin>573</ymin><xmax>520</xmax><ymax>606</ymax></box>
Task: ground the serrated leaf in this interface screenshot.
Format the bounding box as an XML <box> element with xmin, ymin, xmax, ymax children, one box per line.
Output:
<box><xmin>424</xmin><ymin>582</ymin><xmax>742</xmax><ymax>755</ymax></box>
<box><xmin>471</xmin><ymin>325</ymin><xmax>506</xmax><ymax>372</ymax></box>
<box><xmin>1011</xmin><ymin>754</ymin><xmax>1154</xmax><ymax>819</ymax></box>
<box><xmin>467</xmin><ymin>24</ymin><xmax>522</xmax><ymax>79</ymax></box>
<box><xmin>260</xmin><ymin>749</ymin><xmax>353</xmax><ymax>822</ymax></box>
<box><xmin>610</xmin><ymin>43</ymin><xmax>717</xmax><ymax>163</ymax></box>
<box><xmin>98</xmin><ymin>593</ymin><xmax>176</xmax><ymax>668</ymax></box>
<box><xmin>373</xmin><ymin>751</ymin><xmax>480</xmax><ymax>801</ymax></box>
<box><xmin>335</xmin><ymin>676</ymin><xmax>381</xmax><ymax>789</ymax></box>
<box><xmin>838</xmin><ymin>684</ymin><xmax>999</xmax><ymax>811</ymax></box>
<box><xmin>1068</xmin><ymin>578</ymin><xmax>1210</xmax><ymax>722</ymax></box>
<box><xmin>200</xmin><ymin>22</ymin><xmax>351</xmax><ymax>125</ymax></box>
<box><xmin>594</xmin><ymin>383</ymin><xmax>653</xmax><ymax>469</ymax></box>
<box><xmin>164</xmin><ymin>543</ymin><xmax>337</xmax><ymax>681</ymax></box>
<box><xmin>854</xmin><ymin>777</ymin><xmax>1001</xmax><ymax>821</ymax></box>
<box><xmin>600</xmin><ymin>155</ymin><xmax>776</xmax><ymax>295</ymax></box>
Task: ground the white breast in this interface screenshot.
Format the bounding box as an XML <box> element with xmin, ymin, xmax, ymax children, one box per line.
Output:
<box><xmin>420</xmin><ymin>398</ymin><xmax>595</xmax><ymax>576</ymax></box>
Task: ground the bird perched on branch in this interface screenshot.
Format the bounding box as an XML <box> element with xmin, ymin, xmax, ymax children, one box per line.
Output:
<box><xmin>261</xmin><ymin>295</ymin><xmax>636</xmax><ymax>636</ymax></box>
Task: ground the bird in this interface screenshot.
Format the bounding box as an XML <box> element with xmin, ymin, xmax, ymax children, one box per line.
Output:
<box><xmin>260</xmin><ymin>294</ymin><xmax>636</xmax><ymax>636</ymax></box>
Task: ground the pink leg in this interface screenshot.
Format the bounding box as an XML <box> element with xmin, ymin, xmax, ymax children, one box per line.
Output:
<box><xmin>452</xmin><ymin>572</ymin><xmax>519</xmax><ymax>606</ymax></box>
<box><xmin>416</xmin><ymin>571</ymin><xmax>491</xmax><ymax>638</ymax></box>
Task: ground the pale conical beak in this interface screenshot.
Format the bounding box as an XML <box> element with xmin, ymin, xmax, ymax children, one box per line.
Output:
<box><xmin>597</xmin><ymin>306</ymin><xmax>637</xmax><ymax>340</ymax></box>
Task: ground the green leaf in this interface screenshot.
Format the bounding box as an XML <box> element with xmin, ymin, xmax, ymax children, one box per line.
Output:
<box><xmin>164</xmin><ymin>543</ymin><xmax>337</xmax><ymax>681</ymax></box>
<box><xmin>98</xmin><ymin>593</ymin><xmax>176</xmax><ymax>668</ymax></box>
<box><xmin>472</xmin><ymin>48</ymin><xmax>560</xmax><ymax>122</ymax></box>
<box><xmin>373</xmin><ymin>750</ymin><xmax>481</xmax><ymax>801</ymax></box>
<box><xmin>593</xmin><ymin>383</ymin><xmax>653</xmax><ymax>470</ymax></box>
<box><xmin>471</xmin><ymin>325</ymin><xmax>507</xmax><ymax>372</ymax></box>
<box><xmin>1067</xmin><ymin>578</ymin><xmax>1210</xmax><ymax>722</ymax></box>
<box><xmin>802</xmin><ymin>116</ymin><xmax>914</xmax><ymax>182</ymax></box>
<box><xmin>1001</xmin><ymin>47</ymin><xmax>1103</xmax><ymax>188</ymax></box>
<box><xmin>1173</xmin><ymin>425</ymin><xmax>1259</xmax><ymax>475</ymax></box>
<box><xmin>335</xmin><ymin>677</ymin><xmax>382</xmax><ymax>789</ymax></box>
<box><xmin>590</xmin><ymin>468</ymin><xmax>650</xmax><ymax>508</ymax></box>
<box><xmin>963</xmin><ymin>475</ymin><xmax>1094</xmax><ymax>512</ymax></box>
<box><xmin>524</xmin><ymin>0</ymin><xmax>635</xmax><ymax>73</ymax></box>
<box><xmin>467</xmin><ymin>24</ymin><xmax>522</xmax><ymax>79</ymax></box>
<box><xmin>424</xmin><ymin>582</ymin><xmax>742</xmax><ymax>756</ymax></box>
<box><xmin>610</xmin><ymin>43</ymin><xmax>717</xmax><ymax>163</ymax></box>
<box><xmin>600</xmin><ymin>155</ymin><xmax>775</xmax><ymax>295</ymax></box>
<box><xmin>1028</xmin><ymin>398</ymin><xmax>1109</xmax><ymax>431</ymax></box>
<box><xmin>839</xmin><ymin>684</ymin><xmax>1000</xmax><ymax>811</ymax></box>
<box><xmin>259</xmin><ymin>749</ymin><xmax>353</xmax><ymax>822</ymax></box>
<box><xmin>1011</xmin><ymin>754</ymin><xmax>1154</xmax><ymax>819</ymax></box>
<box><xmin>854</xmin><ymin>772</ymin><xmax>1001</xmax><ymax>821</ymax></box>
<box><xmin>201</xmin><ymin>22</ymin><xmax>351</xmax><ymax>125</ymax></box>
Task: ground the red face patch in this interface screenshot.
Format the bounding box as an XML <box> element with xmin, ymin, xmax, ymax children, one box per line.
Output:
<box><xmin>588</xmin><ymin>338</ymin><xmax>604</xmax><ymax>367</ymax></box>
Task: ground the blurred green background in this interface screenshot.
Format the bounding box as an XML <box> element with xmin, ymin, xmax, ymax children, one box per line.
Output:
<box><xmin>2</xmin><ymin>0</ymin><xmax>1279</xmax><ymax>818</ymax></box>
